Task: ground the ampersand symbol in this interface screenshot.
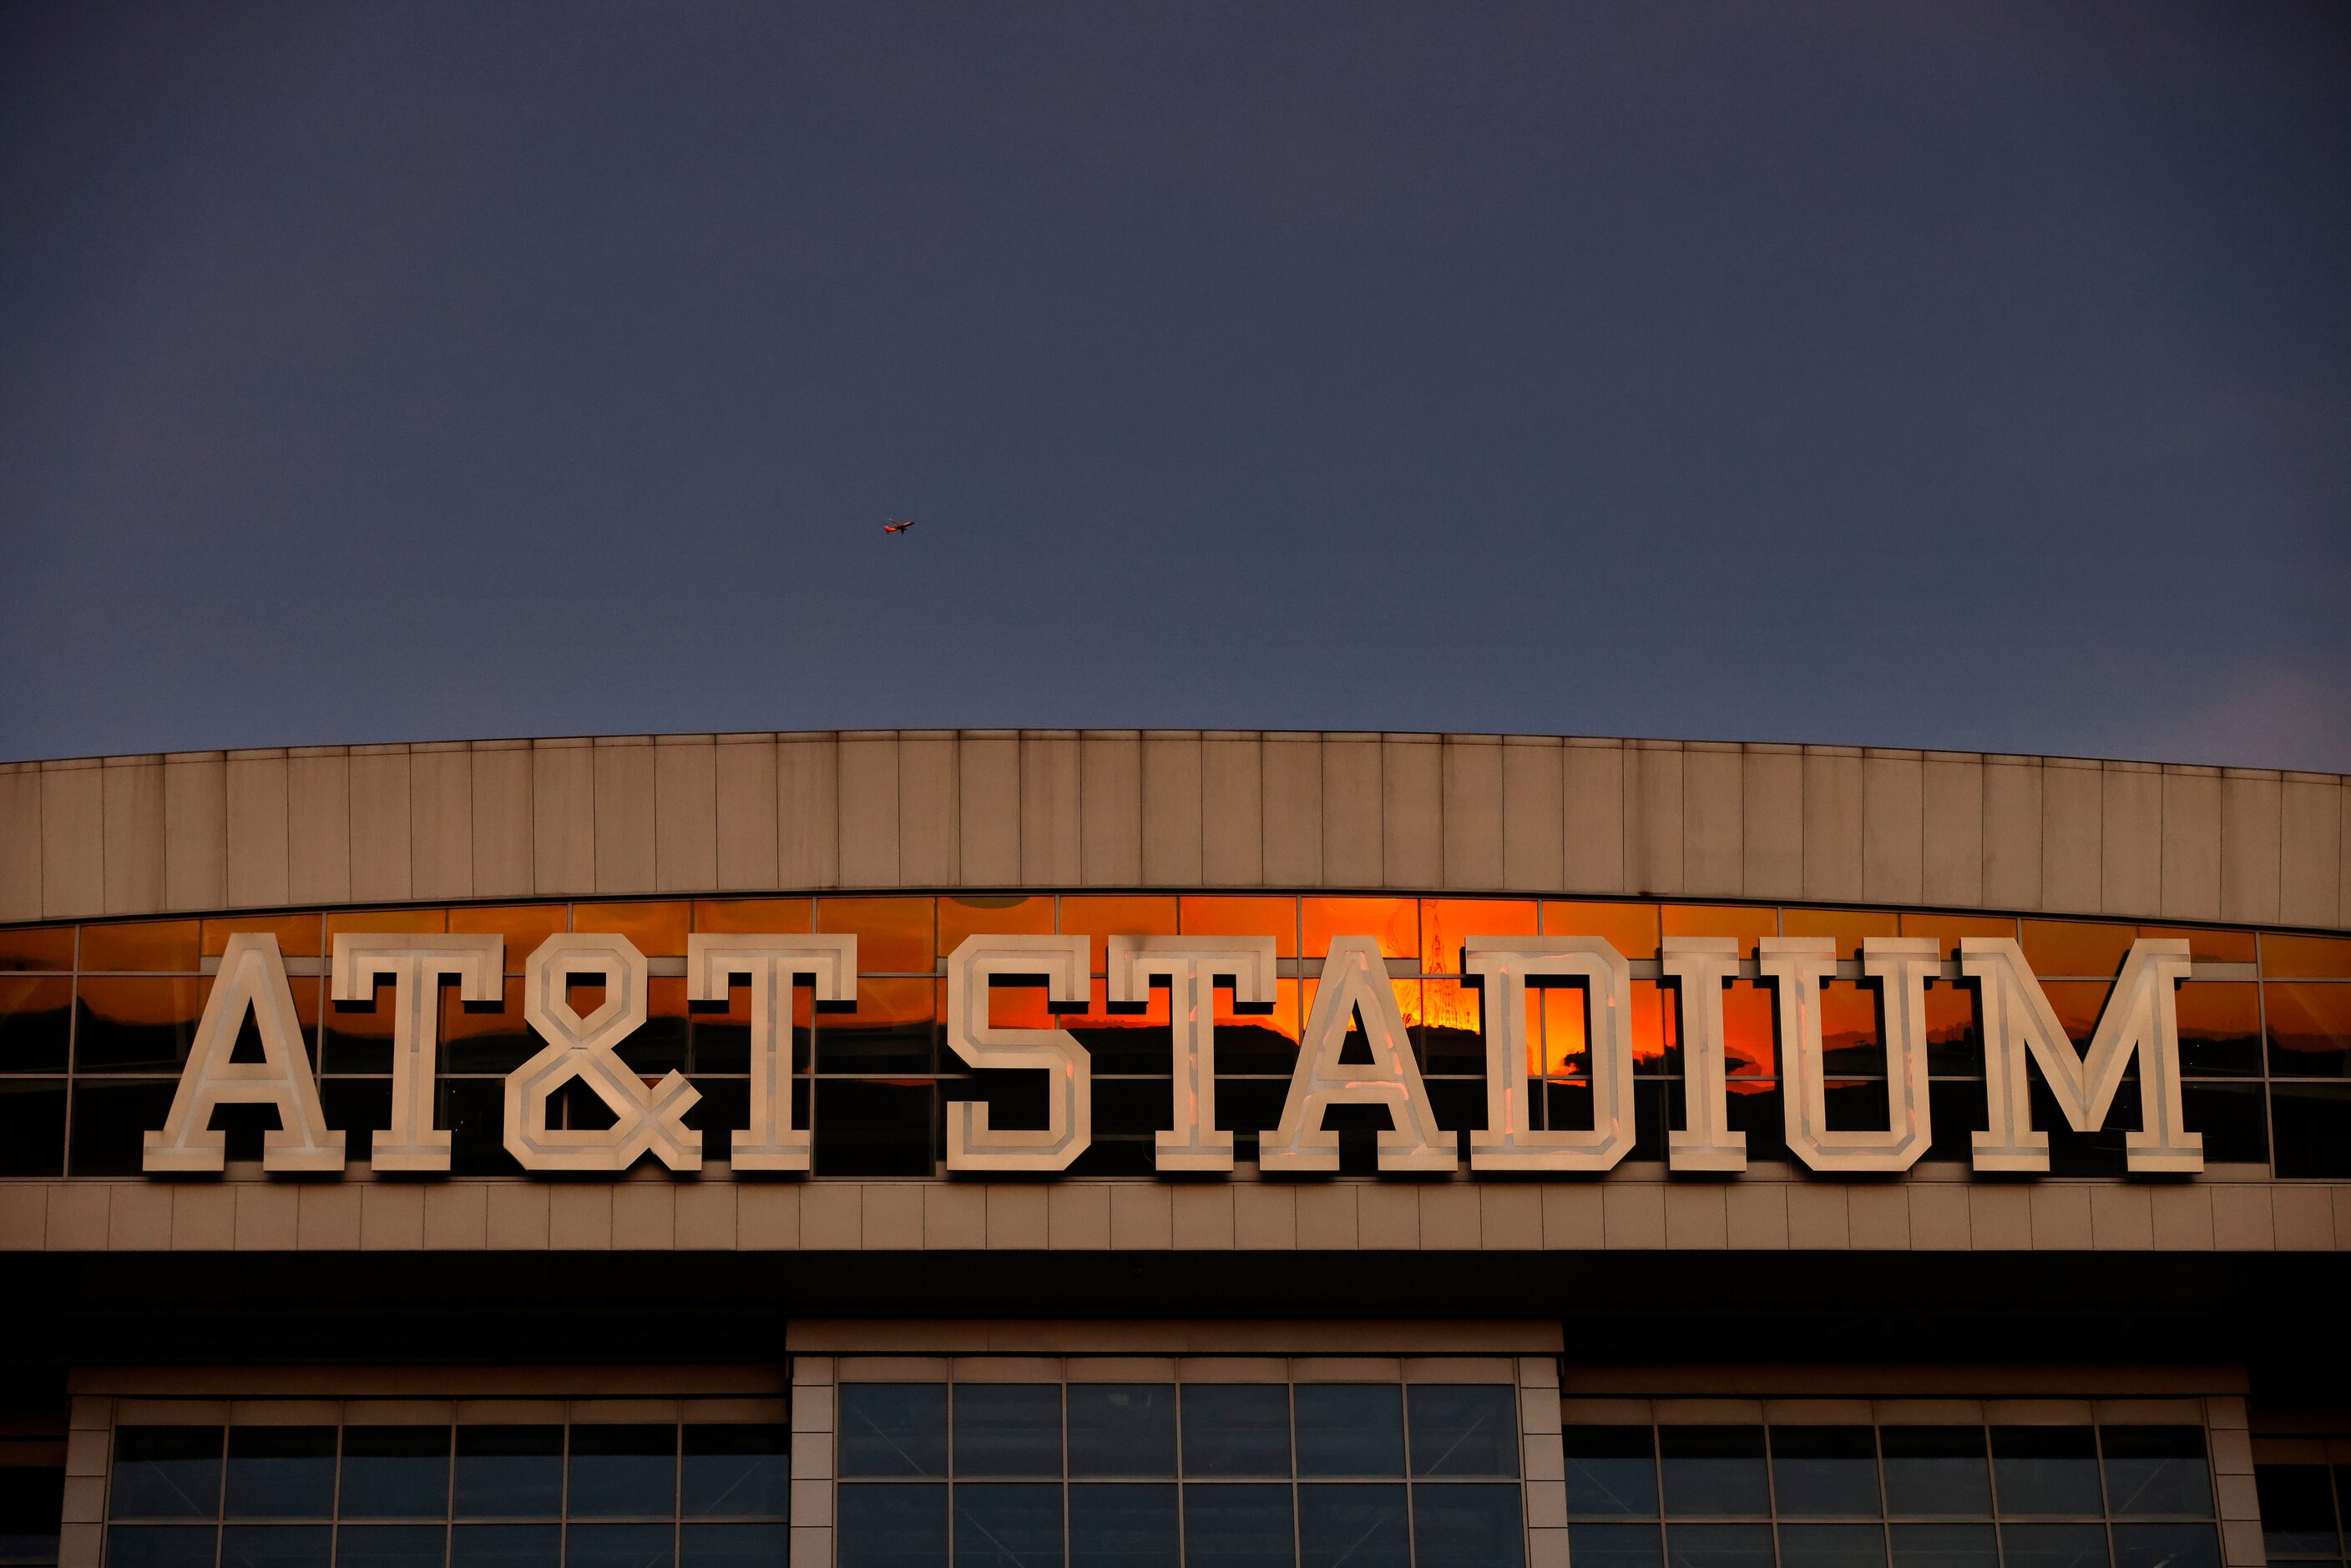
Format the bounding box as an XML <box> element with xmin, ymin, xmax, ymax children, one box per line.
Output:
<box><xmin>505</xmin><ymin>933</ymin><xmax>700</xmax><ymax>1172</ymax></box>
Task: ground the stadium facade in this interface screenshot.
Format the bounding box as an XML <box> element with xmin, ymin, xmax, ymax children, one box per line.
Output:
<box><xmin>2</xmin><ymin>728</ymin><xmax>2349</xmax><ymax>1568</ymax></box>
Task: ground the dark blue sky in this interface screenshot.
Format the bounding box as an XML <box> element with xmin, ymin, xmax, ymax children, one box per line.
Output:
<box><xmin>3</xmin><ymin>3</ymin><xmax>2345</xmax><ymax>769</ymax></box>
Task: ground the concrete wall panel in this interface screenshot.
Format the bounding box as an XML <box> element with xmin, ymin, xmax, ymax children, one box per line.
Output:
<box><xmin>2158</xmin><ymin>767</ymin><xmax>2223</xmax><ymax>923</ymax></box>
<box><xmin>1923</xmin><ymin>753</ymin><xmax>1985</xmax><ymax>908</ymax></box>
<box><xmin>710</xmin><ymin>736</ymin><xmax>778</xmax><ymax>893</ymax></box>
<box><xmin>2279</xmin><ymin>775</ymin><xmax>2342</xmax><ymax>929</ymax></box>
<box><xmin>1742</xmin><ymin>746</ymin><xmax>1802</xmax><ymax>900</ymax></box>
<box><xmin>1983</xmin><ymin>757</ymin><xmax>2043</xmax><ymax>912</ymax></box>
<box><xmin>1500</xmin><ymin>737</ymin><xmax>1564</xmax><ymax>893</ymax></box>
<box><xmin>1140</xmin><ymin>731</ymin><xmax>1205</xmax><ymax>888</ymax></box>
<box><xmin>2041</xmin><ymin>758</ymin><xmax>2101</xmax><ymax>914</ymax></box>
<box><xmin>39</xmin><ymin>761</ymin><xmax>104</xmax><ymax>919</ymax></box>
<box><xmin>1681</xmin><ymin>743</ymin><xmax>1742</xmax><ymax>898</ymax></box>
<box><xmin>1382</xmin><ymin>734</ymin><xmax>1443</xmax><ymax>891</ymax></box>
<box><xmin>1442</xmin><ymin>735</ymin><xmax>1504</xmax><ymax>892</ymax></box>
<box><xmin>1201</xmin><ymin>733</ymin><xmax>1265</xmax><ymax>887</ymax></box>
<box><xmin>411</xmin><ymin>744</ymin><xmax>475</xmax><ymax>902</ymax></box>
<box><xmin>0</xmin><ymin>765</ymin><xmax>39</xmax><ymax>922</ymax></box>
<box><xmin>1079</xmin><ymin>731</ymin><xmax>1142</xmax><ymax>888</ymax></box>
<box><xmin>591</xmin><ymin>738</ymin><xmax>657</xmax><ymax>895</ymax></box>
<box><xmin>897</xmin><ymin>732</ymin><xmax>960</xmax><ymax>888</ymax></box>
<box><xmin>1261</xmin><ymin>733</ymin><xmax>1322</xmax><ymax>888</ymax></box>
<box><xmin>2219</xmin><ymin>771</ymin><xmax>2282</xmax><ymax>927</ymax></box>
<box><xmin>1802</xmin><ymin>748</ymin><xmax>1863</xmax><ymax>903</ymax></box>
<box><xmin>957</xmin><ymin>733</ymin><xmax>1019</xmax><ymax>888</ymax></box>
<box><xmin>837</xmin><ymin>734</ymin><xmax>901</xmax><ymax>890</ymax></box>
<box><xmin>1564</xmin><ymin>741</ymin><xmax>1625</xmax><ymax>895</ymax></box>
<box><xmin>1624</xmin><ymin>741</ymin><xmax>1683</xmax><ymax>898</ymax></box>
<box><xmin>2103</xmin><ymin>762</ymin><xmax>2163</xmax><ymax>918</ymax></box>
<box><xmin>101</xmin><ymin>759</ymin><xmax>166</xmax><ymax>916</ymax></box>
<box><xmin>163</xmin><ymin>755</ymin><xmax>226</xmax><ymax>912</ymax></box>
<box><xmin>776</xmin><ymin>735</ymin><xmax>841</xmax><ymax>891</ymax></box>
<box><xmin>652</xmin><ymin>737</ymin><xmax>719</xmax><ymax>895</ymax></box>
<box><xmin>224</xmin><ymin>751</ymin><xmax>290</xmax><ymax>910</ymax></box>
<box><xmin>1019</xmin><ymin>732</ymin><xmax>1081</xmax><ymax>887</ymax></box>
<box><xmin>1319</xmin><ymin>736</ymin><xmax>1382</xmax><ymax>888</ymax></box>
<box><xmin>531</xmin><ymin>741</ymin><xmax>597</xmax><ymax>895</ymax></box>
<box><xmin>285</xmin><ymin>750</ymin><xmax>351</xmax><ymax>908</ymax></box>
<box><xmin>472</xmin><ymin>742</ymin><xmax>535</xmax><ymax>898</ymax></box>
<box><xmin>349</xmin><ymin>746</ymin><xmax>415</xmax><ymax>904</ymax></box>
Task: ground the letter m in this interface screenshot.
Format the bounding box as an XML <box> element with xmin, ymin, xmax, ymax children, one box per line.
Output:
<box><xmin>1961</xmin><ymin>937</ymin><xmax>2199</xmax><ymax>1175</ymax></box>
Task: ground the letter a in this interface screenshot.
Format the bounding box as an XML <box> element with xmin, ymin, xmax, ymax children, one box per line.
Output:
<box><xmin>1261</xmin><ymin>937</ymin><xmax>1455</xmax><ymax>1174</ymax></box>
<box><xmin>146</xmin><ymin>933</ymin><xmax>345</xmax><ymax>1174</ymax></box>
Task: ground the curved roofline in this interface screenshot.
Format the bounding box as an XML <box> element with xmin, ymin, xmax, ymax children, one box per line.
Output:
<box><xmin>1</xmin><ymin>731</ymin><xmax>2343</xmax><ymax>931</ymax></box>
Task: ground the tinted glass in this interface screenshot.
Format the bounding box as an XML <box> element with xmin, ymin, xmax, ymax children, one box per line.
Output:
<box><xmin>1408</xmin><ymin>1385</ymin><xmax>1518</xmax><ymax>1478</ymax></box>
<box><xmin>104</xmin><ymin>1525</ymin><xmax>216</xmax><ymax>1568</ymax></box>
<box><xmin>1890</xmin><ymin>1524</ymin><xmax>2000</xmax><ymax>1568</ymax></box>
<box><xmin>218</xmin><ymin>1524</ymin><xmax>333</xmax><ymax>1565</ymax></box>
<box><xmin>1182</xmin><ymin>1482</ymin><xmax>1293</xmax><ymax>1568</ymax></box>
<box><xmin>953</xmin><ymin>1482</ymin><xmax>1060</xmax><ymax>1567</ymax></box>
<box><xmin>839</xmin><ymin>1385</ymin><xmax>949</xmax><ymax>1478</ymax></box>
<box><xmin>680</xmin><ymin>1523</ymin><xmax>791</xmax><ymax>1567</ymax></box>
<box><xmin>953</xmin><ymin>1385</ymin><xmax>1062</xmax><ymax>1479</ymax></box>
<box><xmin>2001</xmin><ymin>1524</ymin><xmax>2111</xmax><ymax>1568</ymax></box>
<box><xmin>1667</xmin><ymin>1521</ymin><xmax>1775</xmax><ymax>1568</ymax></box>
<box><xmin>1566</xmin><ymin>1426</ymin><xmax>1660</xmax><ymax>1518</ymax></box>
<box><xmin>1661</xmin><ymin>1428</ymin><xmax>1771</xmax><ymax>1516</ymax></box>
<box><xmin>1413</xmin><ymin>1483</ymin><xmax>1527</xmax><ymax>1568</ymax></box>
<box><xmin>1181</xmin><ymin>1386</ymin><xmax>1291</xmax><ymax>1479</ymax></box>
<box><xmin>837</xmin><ymin>1482</ymin><xmax>948</xmax><ymax>1568</ymax></box>
<box><xmin>1993</xmin><ymin>1429</ymin><xmax>2103</xmax><ymax>1515</ymax></box>
<box><xmin>566</xmin><ymin>1523</ymin><xmax>675</xmax><ymax>1568</ymax></box>
<box><xmin>1573</xmin><ymin>1524</ymin><xmax>1666</xmax><ymax>1568</ymax></box>
<box><xmin>335</xmin><ymin>1524</ymin><xmax>447</xmax><ymax>1566</ymax></box>
<box><xmin>1298</xmin><ymin>1483</ymin><xmax>1408</xmax><ymax>1568</ymax></box>
<box><xmin>681</xmin><ymin>1425</ymin><xmax>789</xmax><ymax>1518</ymax></box>
<box><xmin>1293</xmin><ymin>1385</ymin><xmax>1404</xmax><ymax>1477</ymax></box>
<box><xmin>1781</xmin><ymin>1524</ymin><xmax>1888</xmax><ymax>1568</ymax></box>
<box><xmin>112</xmin><ymin>1428</ymin><xmax>222</xmax><ymax>1519</ymax></box>
<box><xmin>449</xmin><ymin>1523</ymin><xmax>562</xmax><ymax>1567</ymax></box>
<box><xmin>340</xmin><ymin>1428</ymin><xmax>450</xmax><ymax>1519</ymax></box>
<box><xmin>2101</xmin><ymin>1429</ymin><xmax>2212</xmax><ymax>1516</ymax></box>
<box><xmin>1069</xmin><ymin>1482</ymin><xmax>1180</xmax><ymax>1568</ymax></box>
<box><xmin>568</xmin><ymin>1427</ymin><xmax>675</xmax><ymax>1518</ymax></box>
<box><xmin>454</xmin><ymin>1428</ymin><xmax>564</xmax><ymax>1518</ymax></box>
<box><xmin>2112</xmin><ymin>1525</ymin><xmax>2222</xmax><ymax>1568</ymax></box>
<box><xmin>1775</xmin><ymin>1428</ymin><xmax>1881</xmax><ymax>1516</ymax></box>
<box><xmin>225</xmin><ymin>1429</ymin><xmax>336</xmax><ymax>1519</ymax></box>
<box><xmin>2255</xmin><ymin>1464</ymin><xmax>2338</xmax><ymax>1555</ymax></box>
<box><xmin>1067</xmin><ymin>1385</ymin><xmax>1177</xmax><ymax>1477</ymax></box>
<box><xmin>1883</xmin><ymin>1429</ymin><xmax>1991</xmax><ymax>1517</ymax></box>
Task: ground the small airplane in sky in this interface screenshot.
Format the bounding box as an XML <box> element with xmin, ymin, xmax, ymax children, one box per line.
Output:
<box><xmin>882</xmin><ymin>518</ymin><xmax>916</xmax><ymax>534</ymax></box>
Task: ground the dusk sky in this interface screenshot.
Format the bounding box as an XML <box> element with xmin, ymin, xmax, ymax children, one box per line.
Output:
<box><xmin>3</xmin><ymin>3</ymin><xmax>2344</xmax><ymax>771</ymax></box>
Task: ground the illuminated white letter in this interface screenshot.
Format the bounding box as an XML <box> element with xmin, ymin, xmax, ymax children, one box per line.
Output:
<box><xmin>1963</xmin><ymin>936</ymin><xmax>2199</xmax><ymax>1174</ymax></box>
<box><xmin>1261</xmin><ymin>937</ymin><xmax>1454</xmax><ymax>1174</ymax></box>
<box><xmin>685</xmin><ymin>934</ymin><xmax>855</xmax><ymax>1173</ymax></box>
<box><xmin>145</xmin><ymin>933</ymin><xmax>344</xmax><ymax>1174</ymax></box>
<box><xmin>1664</xmin><ymin>937</ymin><xmax>1746</xmax><ymax>1172</ymax></box>
<box><xmin>506</xmin><ymin>933</ymin><xmax>700</xmax><ymax>1172</ymax></box>
<box><xmin>1105</xmin><ymin>936</ymin><xmax>1277</xmax><ymax>1173</ymax></box>
<box><xmin>944</xmin><ymin>934</ymin><xmax>1093</xmax><ymax>1171</ymax></box>
<box><xmin>330</xmin><ymin>933</ymin><xmax>503</xmax><ymax>1173</ymax></box>
<box><xmin>1762</xmin><ymin>936</ymin><xmax>1935</xmax><ymax>1173</ymax></box>
<box><xmin>1466</xmin><ymin>937</ymin><xmax>1636</xmax><ymax>1172</ymax></box>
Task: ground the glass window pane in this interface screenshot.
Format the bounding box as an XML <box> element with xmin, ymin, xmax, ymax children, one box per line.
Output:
<box><xmin>2001</xmin><ymin>1524</ymin><xmax>2111</xmax><ymax>1568</ymax></box>
<box><xmin>449</xmin><ymin>1523</ymin><xmax>562</xmax><ymax>1567</ymax></box>
<box><xmin>837</xmin><ymin>1481</ymin><xmax>948</xmax><ymax>1568</ymax></box>
<box><xmin>1181</xmin><ymin>1387</ymin><xmax>1291</xmax><ymax>1479</ymax></box>
<box><xmin>679</xmin><ymin>1523</ymin><xmax>789</xmax><ymax>1567</ymax></box>
<box><xmin>112</xmin><ymin>1428</ymin><xmax>223</xmax><ymax>1520</ymax></box>
<box><xmin>1994</xmin><ymin>1429</ymin><xmax>2102</xmax><ymax>1516</ymax></box>
<box><xmin>952</xmin><ymin>1482</ymin><xmax>1059</xmax><ymax>1568</ymax></box>
<box><xmin>1774</xmin><ymin>1429</ymin><xmax>1881</xmax><ymax>1516</ymax></box>
<box><xmin>1575</xmin><ymin>1524</ymin><xmax>1667</xmax><ymax>1568</ymax></box>
<box><xmin>2254</xmin><ymin>1465</ymin><xmax>2338</xmax><ymax>1555</ymax></box>
<box><xmin>1067</xmin><ymin>1385</ymin><xmax>1177</xmax><ymax>1478</ymax></box>
<box><xmin>1889</xmin><ymin>1523</ymin><xmax>2000</xmax><ymax>1568</ymax></box>
<box><xmin>2113</xmin><ymin>1525</ymin><xmax>2222</xmax><ymax>1568</ymax></box>
<box><xmin>225</xmin><ymin>1429</ymin><xmax>336</xmax><ymax>1519</ymax></box>
<box><xmin>104</xmin><ymin>1525</ymin><xmax>217</xmax><ymax>1568</ymax></box>
<box><xmin>2269</xmin><ymin>1084</ymin><xmax>2351</xmax><ymax>1178</ymax></box>
<box><xmin>1566</xmin><ymin>1427</ymin><xmax>1659</xmax><ymax>1518</ymax></box>
<box><xmin>1667</xmin><ymin>1521</ymin><xmax>1776</xmax><ymax>1568</ymax></box>
<box><xmin>1182</xmin><ymin>1483</ymin><xmax>1294</xmax><ymax>1568</ymax></box>
<box><xmin>1882</xmin><ymin>1429</ymin><xmax>1990</xmax><ymax>1517</ymax></box>
<box><xmin>569</xmin><ymin>1427</ymin><xmax>675</xmax><ymax>1519</ymax></box>
<box><xmin>1414</xmin><ymin>1483</ymin><xmax>1527</xmax><ymax>1568</ymax></box>
<box><xmin>340</xmin><ymin>1428</ymin><xmax>450</xmax><ymax>1520</ymax></box>
<box><xmin>220</xmin><ymin>1524</ymin><xmax>335</xmax><ymax>1566</ymax></box>
<box><xmin>1297</xmin><ymin>1482</ymin><xmax>1408</xmax><ymax>1568</ymax></box>
<box><xmin>2101</xmin><ymin>1429</ymin><xmax>2212</xmax><ymax>1517</ymax></box>
<box><xmin>335</xmin><ymin>1524</ymin><xmax>447</xmax><ymax>1566</ymax></box>
<box><xmin>2268</xmin><ymin>984</ymin><xmax>2351</xmax><ymax>1075</ymax></box>
<box><xmin>1407</xmin><ymin>1386</ymin><xmax>1518</xmax><ymax>1478</ymax></box>
<box><xmin>839</xmin><ymin>1386</ymin><xmax>949</xmax><ymax>1479</ymax></box>
<box><xmin>952</xmin><ymin>1386</ymin><xmax>1061</xmax><ymax>1479</ymax></box>
<box><xmin>1781</xmin><ymin>1524</ymin><xmax>1888</xmax><ymax>1568</ymax></box>
<box><xmin>681</xmin><ymin>1425</ymin><xmax>789</xmax><ymax>1518</ymax></box>
<box><xmin>1069</xmin><ymin>1482</ymin><xmax>1179</xmax><ymax>1568</ymax></box>
<box><xmin>2175</xmin><ymin>984</ymin><xmax>2262</xmax><ymax>1076</ymax></box>
<box><xmin>0</xmin><ymin>974</ymin><xmax>72</xmax><ymax>1070</ymax></box>
<box><xmin>453</xmin><ymin>1428</ymin><xmax>563</xmax><ymax>1518</ymax></box>
<box><xmin>566</xmin><ymin>1523</ymin><xmax>675</xmax><ymax>1568</ymax></box>
<box><xmin>1294</xmin><ymin>1386</ymin><xmax>1403</xmax><ymax>1477</ymax></box>
<box><xmin>1661</xmin><ymin>1429</ymin><xmax>1771</xmax><ymax>1517</ymax></box>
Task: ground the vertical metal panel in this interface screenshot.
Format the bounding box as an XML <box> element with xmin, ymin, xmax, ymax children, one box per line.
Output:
<box><xmin>1382</xmin><ymin>733</ymin><xmax>1443</xmax><ymax>890</ymax></box>
<box><xmin>2102</xmin><ymin>761</ymin><xmax>2163</xmax><ymax>918</ymax></box>
<box><xmin>1681</xmin><ymin>742</ymin><xmax>1743</xmax><ymax>898</ymax></box>
<box><xmin>162</xmin><ymin>753</ymin><xmax>227</xmax><ymax>913</ymax></box>
<box><xmin>1019</xmin><ymin>731</ymin><xmax>1081</xmax><ymax>886</ymax></box>
<box><xmin>1982</xmin><ymin>756</ymin><xmax>2044</xmax><ymax>912</ymax></box>
<box><xmin>410</xmin><ymin>743</ymin><xmax>475</xmax><ymax>901</ymax></box>
<box><xmin>2219</xmin><ymin>770</ymin><xmax>2283</xmax><ymax>927</ymax></box>
<box><xmin>286</xmin><ymin>749</ymin><xmax>351</xmax><ymax>907</ymax></box>
<box><xmin>591</xmin><ymin>736</ymin><xmax>658</xmax><ymax>895</ymax></box>
<box><xmin>2157</xmin><ymin>766</ymin><xmax>2223</xmax><ymax>923</ymax></box>
<box><xmin>531</xmin><ymin>739</ymin><xmax>598</xmax><ymax>895</ymax></box>
<box><xmin>1624</xmin><ymin>740</ymin><xmax>1684</xmax><ymax>897</ymax></box>
<box><xmin>653</xmin><ymin>736</ymin><xmax>720</xmax><ymax>894</ymax></box>
<box><xmin>1140</xmin><ymin>731</ymin><xmax>1205</xmax><ymax>887</ymax></box>
<box><xmin>836</xmin><ymin>732</ymin><xmax>902</xmax><ymax>889</ymax></box>
<box><xmin>2040</xmin><ymin>757</ymin><xmax>2101</xmax><ymax>914</ymax></box>
<box><xmin>1201</xmin><ymin>731</ymin><xmax>1265</xmax><ymax>886</ymax></box>
<box><xmin>1801</xmin><ymin>748</ymin><xmax>1863</xmax><ymax>903</ymax></box>
<box><xmin>712</xmin><ymin>734</ymin><xmax>781</xmax><ymax>893</ymax></box>
<box><xmin>1260</xmin><ymin>732</ymin><xmax>1322</xmax><ymax>887</ymax></box>
<box><xmin>1563</xmin><ymin>739</ymin><xmax>1625</xmax><ymax>894</ymax></box>
<box><xmin>1079</xmin><ymin>731</ymin><xmax>1143</xmax><ymax>887</ymax></box>
<box><xmin>224</xmin><ymin>750</ymin><xmax>291</xmax><ymax>910</ymax></box>
<box><xmin>1499</xmin><ymin>736</ymin><xmax>1564</xmax><ymax>893</ymax></box>
<box><xmin>1439</xmin><ymin>735</ymin><xmax>1503</xmax><ymax>892</ymax></box>
<box><xmin>0</xmin><ymin>763</ymin><xmax>40</xmax><ymax>922</ymax></box>
<box><xmin>776</xmin><ymin>733</ymin><xmax>842</xmax><ymax>891</ymax></box>
<box><xmin>1923</xmin><ymin>752</ymin><xmax>1985</xmax><ymax>908</ymax></box>
<box><xmin>1862</xmin><ymin>750</ymin><xmax>1925</xmax><ymax>906</ymax></box>
<box><xmin>2278</xmin><ymin>773</ymin><xmax>2343</xmax><ymax>928</ymax></box>
<box><xmin>957</xmin><ymin>731</ymin><xmax>1021</xmax><ymax>888</ymax></box>
<box><xmin>39</xmin><ymin>761</ymin><xmax>104</xmax><ymax>918</ymax></box>
<box><xmin>101</xmin><ymin>758</ymin><xmax>166</xmax><ymax>915</ymax></box>
<box><xmin>471</xmin><ymin>741</ymin><xmax>535</xmax><ymax>898</ymax></box>
<box><xmin>1319</xmin><ymin>734</ymin><xmax>1382</xmax><ymax>888</ymax></box>
<box><xmin>1741</xmin><ymin>745</ymin><xmax>1803</xmax><ymax>900</ymax></box>
<box><xmin>897</xmin><ymin>731</ymin><xmax>961</xmax><ymax>888</ymax></box>
<box><xmin>349</xmin><ymin>745</ymin><xmax>416</xmax><ymax>904</ymax></box>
